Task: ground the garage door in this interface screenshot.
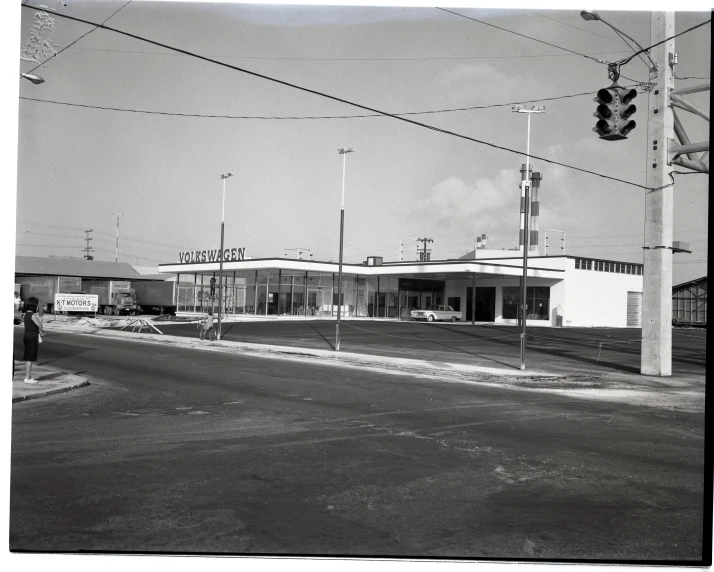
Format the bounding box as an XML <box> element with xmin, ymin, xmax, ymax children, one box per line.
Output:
<box><xmin>627</xmin><ymin>291</ymin><xmax>642</xmax><ymax>328</ymax></box>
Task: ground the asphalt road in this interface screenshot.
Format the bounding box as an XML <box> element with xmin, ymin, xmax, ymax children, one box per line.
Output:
<box><xmin>11</xmin><ymin>330</ymin><xmax>706</xmax><ymax>560</ymax></box>
<box><xmin>160</xmin><ymin>320</ymin><xmax>707</xmax><ymax>377</ymax></box>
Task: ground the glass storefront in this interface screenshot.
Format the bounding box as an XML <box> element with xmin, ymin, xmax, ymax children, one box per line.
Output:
<box><xmin>502</xmin><ymin>286</ymin><xmax>550</xmax><ymax>320</ymax></box>
<box><xmin>176</xmin><ymin>272</ymin><xmax>247</xmax><ymax>314</ymax></box>
<box><xmin>174</xmin><ymin>270</ymin><xmax>448</xmax><ymax>319</ymax></box>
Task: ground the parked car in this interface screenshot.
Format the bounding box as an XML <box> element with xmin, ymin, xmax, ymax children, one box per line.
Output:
<box><xmin>410</xmin><ymin>305</ymin><xmax>461</xmax><ymax>322</ymax></box>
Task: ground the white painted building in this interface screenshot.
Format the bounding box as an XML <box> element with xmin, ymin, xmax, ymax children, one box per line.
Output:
<box><xmin>158</xmin><ymin>254</ymin><xmax>644</xmax><ymax>328</ymax></box>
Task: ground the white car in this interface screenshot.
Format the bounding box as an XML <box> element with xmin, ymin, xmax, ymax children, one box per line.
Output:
<box><xmin>411</xmin><ymin>305</ymin><xmax>461</xmax><ymax>322</ymax></box>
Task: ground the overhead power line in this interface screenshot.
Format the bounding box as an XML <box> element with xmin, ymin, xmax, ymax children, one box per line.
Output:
<box><xmin>69</xmin><ymin>45</ymin><xmax>631</xmax><ymax>61</ymax></box>
<box><xmin>528</xmin><ymin>11</ymin><xmax>629</xmax><ymax>45</ymax></box>
<box><xmin>436</xmin><ymin>8</ymin><xmax>606</xmax><ymax>63</ymax></box>
<box><xmin>24</xmin><ymin>0</ymin><xmax>132</xmax><ymax>77</ymax></box>
<box><xmin>17</xmin><ymin>221</ymin><xmax>187</xmax><ymax>251</ymax></box>
<box><xmin>19</xmin><ymin>89</ymin><xmax>613</xmax><ymax>120</ymax></box>
<box><xmin>17</xmin><ymin>5</ymin><xmax>667</xmax><ymax>191</ymax></box>
<box><xmin>618</xmin><ymin>18</ymin><xmax>711</xmax><ymax>67</ymax></box>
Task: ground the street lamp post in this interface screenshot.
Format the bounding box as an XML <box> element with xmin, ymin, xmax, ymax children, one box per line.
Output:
<box><xmin>580</xmin><ymin>11</ymin><xmax>657</xmax><ymax>71</ymax></box>
<box><xmin>336</xmin><ymin>147</ymin><xmax>355</xmax><ymax>352</ymax></box>
<box><xmin>512</xmin><ymin>105</ymin><xmax>544</xmax><ymax>371</ymax></box>
<box><xmin>218</xmin><ymin>171</ymin><xmax>233</xmax><ymax>340</ymax></box>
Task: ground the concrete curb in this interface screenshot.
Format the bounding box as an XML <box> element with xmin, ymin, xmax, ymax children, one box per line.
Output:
<box><xmin>42</xmin><ymin>322</ymin><xmax>559</xmax><ymax>380</ymax></box>
<box><xmin>26</xmin><ymin>324</ymin><xmax>703</xmax><ymax>412</ymax></box>
<box><xmin>12</xmin><ymin>379</ymin><xmax>91</xmax><ymax>403</ymax></box>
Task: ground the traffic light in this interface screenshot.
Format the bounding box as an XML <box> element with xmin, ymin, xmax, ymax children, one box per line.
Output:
<box><xmin>593</xmin><ymin>85</ymin><xmax>637</xmax><ymax>141</ymax></box>
<box><xmin>617</xmin><ymin>87</ymin><xmax>637</xmax><ymax>137</ymax></box>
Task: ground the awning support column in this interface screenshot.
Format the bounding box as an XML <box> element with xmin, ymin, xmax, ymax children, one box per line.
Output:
<box><xmin>471</xmin><ymin>273</ymin><xmax>476</xmax><ymax>325</ymax></box>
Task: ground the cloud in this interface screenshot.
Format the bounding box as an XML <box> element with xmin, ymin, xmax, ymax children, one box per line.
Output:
<box><xmin>412</xmin><ymin>169</ymin><xmax>520</xmax><ymax>236</ymax></box>
<box><xmin>436</xmin><ymin>63</ymin><xmax>523</xmax><ymax>104</ymax></box>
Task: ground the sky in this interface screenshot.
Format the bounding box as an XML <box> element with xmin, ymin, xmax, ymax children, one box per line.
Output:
<box><xmin>5</xmin><ymin>0</ymin><xmax>711</xmax><ymax>286</ymax></box>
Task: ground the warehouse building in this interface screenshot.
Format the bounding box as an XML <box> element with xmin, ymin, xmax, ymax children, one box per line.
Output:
<box><xmin>13</xmin><ymin>256</ymin><xmax>170</xmax><ymax>314</ymax></box>
<box><xmin>672</xmin><ymin>276</ymin><xmax>707</xmax><ymax>327</ymax></box>
<box><xmin>157</xmin><ymin>252</ymin><xmax>645</xmax><ymax>328</ymax></box>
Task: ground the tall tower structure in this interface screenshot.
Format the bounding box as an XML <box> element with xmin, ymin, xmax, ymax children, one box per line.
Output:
<box><xmin>530</xmin><ymin>172</ymin><xmax>542</xmax><ymax>253</ymax></box>
<box><xmin>518</xmin><ymin>163</ymin><xmax>532</xmax><ymax>251</ymax></box>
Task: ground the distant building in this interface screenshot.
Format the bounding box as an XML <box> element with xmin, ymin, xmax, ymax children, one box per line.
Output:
<box><xmin>158</xmin><ymin>252</ymin><xmax>645</xmax><ymax>328</ymax></box>
<box><xmin>672</xmin><ymin>276</ymin><xmax>707</xmax><ymax>327</ymax></box>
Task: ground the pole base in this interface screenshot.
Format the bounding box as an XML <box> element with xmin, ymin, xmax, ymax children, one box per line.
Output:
<box><xmin>520</xmin><ymin>364</ymin><xmax>526</xmax><ymax>370</ymax></box>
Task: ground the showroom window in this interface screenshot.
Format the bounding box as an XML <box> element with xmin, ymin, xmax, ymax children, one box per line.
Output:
<box><xmin>502</xmin><ymin>286</ymin><xmax>550</xmax><ymax>320</ymax></box>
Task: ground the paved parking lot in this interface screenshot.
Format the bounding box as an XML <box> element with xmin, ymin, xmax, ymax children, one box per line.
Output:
<box><xmin>160</xmin><ymin>320</ymin><xmax>706</xmax><ymax>378</ymax></box>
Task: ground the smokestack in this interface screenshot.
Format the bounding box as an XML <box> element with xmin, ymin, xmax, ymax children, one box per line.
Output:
<box><xmin>519</xmin><ymin>163</ymin><xmax>532</xmax><ymax>251</ymax></box>
<box><xmin>530</xmin><ymin>172</ymin><xmax>542</xmax><ymax>253</ymax></box>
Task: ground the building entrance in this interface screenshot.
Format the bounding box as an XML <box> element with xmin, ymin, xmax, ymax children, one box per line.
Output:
<box><xmin>466</xmin><ymin>287</ymin><xmax>496</xmax><ymax>321</ymax></box>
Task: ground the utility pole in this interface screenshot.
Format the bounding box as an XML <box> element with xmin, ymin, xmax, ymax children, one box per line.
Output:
<box><xmin>417</xmin><ymin>237</ymin><xmax>433</xmax><ymax>261</ymax></box>
<box><xmin>641</xmin><ymin>12</ymin><xmax>675</xmax><ymax>376</ymax></box>
<box><xmin>83</xmin><ymin>229</ymin><xmax>94</xmax><ymax>260</ymax></box>
<box><xmin>112</xmin><ymin>213</ymin><xmax>123</xmax><ymax>262</ymax></box>
<box><xmin>580</xmin><ymin>10</ymin><xmax>708</xmax><ymax>376</ymax></box>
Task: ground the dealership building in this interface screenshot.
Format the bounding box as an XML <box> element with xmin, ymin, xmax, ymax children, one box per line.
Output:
<box><xmin>157</xmin><ymin>250</ymin><xmax>645</xmax><ymax>328</ymax></box>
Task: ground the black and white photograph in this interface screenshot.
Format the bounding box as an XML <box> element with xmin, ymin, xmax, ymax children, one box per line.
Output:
<box><xmin>3</xmin><ymin>0</ymin><xmax>711</xmax><ymax>567</ymax></box>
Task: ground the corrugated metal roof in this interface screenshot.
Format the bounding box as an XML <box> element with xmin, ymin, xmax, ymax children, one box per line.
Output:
<box><xmin>15</xmin><ymin>256</ymin><xmax>142</xmax><ymax>280</ymax></box>
<box><xmin>673</xmin><ymin>276</ymin><xmax>707</xmax><ymax>291</ymax></box>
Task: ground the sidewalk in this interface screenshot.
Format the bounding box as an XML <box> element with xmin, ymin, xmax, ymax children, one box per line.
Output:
<box><xmin>11</xmin><ymin>362</ymin><xmax>90</xmax><ymax>403</ymax></box>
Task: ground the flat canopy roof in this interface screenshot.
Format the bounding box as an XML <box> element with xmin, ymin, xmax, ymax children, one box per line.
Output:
<box><xmin>159</xmin><ymin>257</ymin><xmax>565</xmax><ymax>280</ymax></box>
<box><xmin>15</xmin><ymin>256</ymin><xmax>142</xmax><ymax>280</ymax></box>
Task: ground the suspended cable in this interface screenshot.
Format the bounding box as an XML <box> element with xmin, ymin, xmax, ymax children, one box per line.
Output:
<box><xmin>24</xmin><ymin>0</ymin><xmax>132</xmax><ymax>77</ymax></box>
<box><xmin>528</xmin><ymin>11</ymin><xmax>629</xmax><ymax>46</ymax></box>
<box><xmin>19</xmin><ymin>89</ymin><xmax>610</xmax><ymax>120</ymax></box>
<box><xmin>436</xmin><ymin>8</ymin><xmax>606</xmax><ymax>63</ymax></box>
<box><xmin>18</xmin><ymin>5</ymin><xmax>662</xmax><ymax>191</ymax></box>
<box><xmin>69</xmin><ymin>45</ymin><xmax>631</xmax><ymax>61</ymax></box>
<box><xmin>618</xmin><ymin>18</ymin><xmax>711</xmax><ymax>66</ymax></box>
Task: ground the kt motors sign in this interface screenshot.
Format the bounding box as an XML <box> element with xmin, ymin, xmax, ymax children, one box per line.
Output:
<box><xmin>179</xmin><ymin>247</ymin><xmax>245</xmax><ymax>264</ymax></box>
<box><xmin>54</xmin><ymin>293</ymin><xmax>99</xmax><ymax>312</ymax></box>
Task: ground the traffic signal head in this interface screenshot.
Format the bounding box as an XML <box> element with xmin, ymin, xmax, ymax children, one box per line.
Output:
<box><xmin>616</xmin><ymin>88</ymin><xmax>637</xmax><ymax>137</ymax></box>
<box><xmin>592</xmin><ymin>85</ymin><xmax>637</xmax><ymax>141</ymax></box>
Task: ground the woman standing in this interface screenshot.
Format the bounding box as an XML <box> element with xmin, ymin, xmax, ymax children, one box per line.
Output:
<box><xmin>22</xmin><ymin>296</ymin><xmax>46</xmax><ymax>384</ymax></box>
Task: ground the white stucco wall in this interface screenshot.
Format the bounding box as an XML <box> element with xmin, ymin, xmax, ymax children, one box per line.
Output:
<box><xmin>561</xmin><ymin>259</ymin><xmax>644</xmax><ymax>327</ymax></box>
<box><xmin>443</xmin><ymin>256</ymin><xmax>643</xmax><ymax>328</ymax></box>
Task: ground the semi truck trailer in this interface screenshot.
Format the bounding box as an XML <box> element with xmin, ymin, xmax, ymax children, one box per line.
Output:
<box><xmin>131</xmin><ymin>281</ymin><xmax>177</xmax><ymax>315</ymax></box>
<box><xmin>84</xmin><ymin>280</ymin><xmax>139</xmax><ymax>315</ymax></box>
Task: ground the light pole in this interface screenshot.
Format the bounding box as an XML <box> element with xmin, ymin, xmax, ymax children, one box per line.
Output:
<box><xmin>218</xmin><ymin>171</ymin><xmax>233</xmax><ymax>340</ymax></box>
<box><xmin>335</xmin><ymin>147</ymin><xmax>355</xmax><ymax>352</ymax></box>
<box><xmin>512</xmin><ymin>104</ymin><xmax>544</xmax><ymax>371</ymax></box>
<box><xmin>112</xmin><ymin>212</ymin><xmax>123</xmax><ymax>262</ymax></box>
